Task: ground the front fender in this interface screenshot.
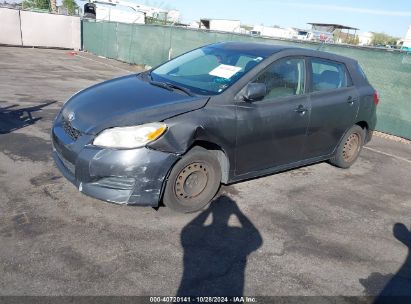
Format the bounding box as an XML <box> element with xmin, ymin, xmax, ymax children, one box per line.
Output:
<box><xmin>148</xmin><ymin>105</ymin><xmax>237</xmax><ymax>181</ymax></box>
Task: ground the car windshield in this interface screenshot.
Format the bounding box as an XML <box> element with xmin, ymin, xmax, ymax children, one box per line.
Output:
<box><xmin>150</xmin><ymin>45</ymin><xmax>267</xmax><ymax>95</ymax></box>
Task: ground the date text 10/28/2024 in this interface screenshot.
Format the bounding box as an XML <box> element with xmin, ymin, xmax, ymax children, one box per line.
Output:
<box><xmin>150</xmin><ymin>297</ymin><xmax>257</xmax><ymax>303</ymax></box>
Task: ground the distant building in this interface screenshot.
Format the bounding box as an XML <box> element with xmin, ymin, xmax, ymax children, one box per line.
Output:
<box><xmin>84</xmin><ymin>0</ymin><xmax>180</xmax><ymax>24</ymax></box>
<box><xmin>0</xmin><ymin>1</ymin><xmax>21</xmax><ymax>9</ymax></box>
<box><xmin>199</xmin><ymin>19</ymin><xmax>241</xmax><ymax>33</ymax></box>
<box><xmin>189</xmin><ymin>21</ymin><xmax>200</xmax><ymax>29</ymax></box>
<box><xmin>292</xmin><ymin>28</ymin><xmax>309</xmax><ymax>40</ymax></box>
<box><xmin>402</xmin><ymin>25</ymin><xmax>411</xmax><ymax>50</ymax></box>
<box><xmin>358</xmin><ymin>32</ymin><xmax>373</xmax><ymax>46</ymax></box>
<box><xmin>87</xmin><ymin>1</ymin><xmax>145</xmax><ymax>24</ymax></box>
<box><xmin>307</xmin><ymin>23</ymin><xmax>359</xmax><ymax>44</ymax></box>
<box><xmin>250</xmin><ymin>25</ymin><xmax>295</xmax><ymax>39</ymax></box>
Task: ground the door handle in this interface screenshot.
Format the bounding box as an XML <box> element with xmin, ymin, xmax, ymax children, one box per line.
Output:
<box><xmin>347</xmin><ymin>96</ymin><xmax>358</xmax><ymax>105</ymax></box>
<box><xmin>294</xmin><ymin>105</ymin><xmax>308</xmax><ymax>115</ymax></box>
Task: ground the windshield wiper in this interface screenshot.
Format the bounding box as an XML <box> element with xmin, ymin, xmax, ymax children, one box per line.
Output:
<box><xmin>149</xmin><ymin>80</ymin><xmax>194</xmax><ymax>96</ymax></box>
<box><xmin>149</xmin><ymin>80</ymin><xmax>173</xmax><ymax>91</ymax></box>
<box><xmin>164</xmin><ymin>82</ymin><xmax>194</xmax><ymax>96</ymax></box>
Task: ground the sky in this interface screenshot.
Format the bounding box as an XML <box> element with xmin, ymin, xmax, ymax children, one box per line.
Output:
<box><xmin>136</xmin><ymin>0</ymin><xmax>411</xmax><ymax>37</ymax></box>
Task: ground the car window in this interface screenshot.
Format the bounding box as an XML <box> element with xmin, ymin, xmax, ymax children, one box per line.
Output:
<box><xmin>252</xmin><ymin>58</ymin><xmax>306</xmax><ymax>101</ymax></box>
<box><xmin>311</xmin><ymin>59</ymin><xmax>349</xmax><ymax>91</ymax></box>
<box><xmin>151</xmin><ymin>46</ymin><xmax>267</xmax><ymax>95</ymax></box>
<box><xmin>177</xmin><ymin>54</ymin><xmax>220</xmax><ymax>76</ymax></box>
<box><xmin>235</xmin><ymin>55</ymin><xmax>261</xmax><ymax>71</ymax></box>
<box><xmin>177</xmin><ymin>54</ymin><xmax>259</xmax><ymax>77</ymax></box>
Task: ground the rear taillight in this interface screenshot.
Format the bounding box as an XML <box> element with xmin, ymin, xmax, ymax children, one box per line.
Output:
<box><xmin>373</xmin><ymin>90</ymin><xmax>379</xmax><ymax>105</ymax></box>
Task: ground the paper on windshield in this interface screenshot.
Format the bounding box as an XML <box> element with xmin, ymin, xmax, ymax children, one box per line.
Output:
<box><xmin>209</xmin><ymin>64</ymin><xmax>242</xmax><ymax>79</ymax></box>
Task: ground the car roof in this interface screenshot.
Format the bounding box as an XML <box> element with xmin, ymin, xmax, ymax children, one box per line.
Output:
<box><xmin>211</xmin><ymin>41</ymin><xmax>294</xmax><ymax>56</ymax></box>
<box><xmin>209</xmin><ymin>42</ymin><xmax>294</xmax><ymax>57</ymax></box>
<box><xmin>210</xmin><ymin>42</ymin><xmax>357</xmax><ymax>64</ymax></box>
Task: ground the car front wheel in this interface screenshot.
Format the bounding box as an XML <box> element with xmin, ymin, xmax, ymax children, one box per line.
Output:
<box><xmin>330</xmin><ymin>125</ymin><xmax>365</xmax><ymax>168</ymax></box>
<box><xmin>163</xmin><ymin>147</ymin><xmax>222</xmax><ymax>213</ymax></box>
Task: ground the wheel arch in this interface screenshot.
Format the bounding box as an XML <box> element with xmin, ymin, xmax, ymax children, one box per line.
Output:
<box><xmin>333</xmin><ymin>122</ymin><xmax>368</xmax><ymax>156</ymax></box>
<box><xmin>187</xmin><ymin>140</ymin><xmax>230</xmax><ymax>184</ymax></box>
<box><xmin>355</xmin><ymin>120</ymin><xmax>369</xmax><ymax>131</ymax></box>
<box><xmin>355</xmin><ymin>120</ymin><xmax>372</xmax><ymax>143</ymax></box>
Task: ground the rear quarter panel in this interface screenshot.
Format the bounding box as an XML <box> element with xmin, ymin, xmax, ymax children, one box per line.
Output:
<box><xmin>347</xmin><ymin>61</ymin><xmax>377</xmax><ymax>133</ymax></box>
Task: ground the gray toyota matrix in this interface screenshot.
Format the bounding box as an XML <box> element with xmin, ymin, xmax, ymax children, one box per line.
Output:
<box><xmin>52</xmin><ymin>42</ymin><xmax>378</xmax><ymax>213</ymax></box>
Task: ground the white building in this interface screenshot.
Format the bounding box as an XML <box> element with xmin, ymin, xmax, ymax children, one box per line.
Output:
<box><xmin>358</xmin><ymin>32</ymin><xmax>373</xmax><ymax>46</ymax></box>
<box><xmin>91</xmin><ymin>2</ymin><xmax>145</xmax><ymax>24</ymax></box>
<box><xmin>189</xmin><ymin>21</ymin><xmax>200</xmax><ymax>29</ymax></box>
<box><xmin>85</xmin><ymin>0</ymin><xmax>180</xmax><ymax>24</ymax></box>
<box><xmin>251</xmin><ymin>25</ymin><xmax>295</xmax><ymax>39</ymax></box>
<box><xmin>293</xmin><ymin>28</ymin><xmax>309</xmax><ymax>40</ymax></box>
<box><xmin>199</xmin><ymin>19</ymin><xmax>241</xmax><ymax>33</ymax></box>
<box><xmin>402</xmin><ymin>25</ymin><xmax>411</xmax><ymax>50</ymax></box>
<box><xmin>126</xmin><ymin>3</ymin><xmax>180</xmax><ymax>22</ymax></box>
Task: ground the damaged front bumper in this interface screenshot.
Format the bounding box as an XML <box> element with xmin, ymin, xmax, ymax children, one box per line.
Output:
<box><xmin>51</xmin><ymin>124</ymin><xmax>179</xmax><ymax>206</ymax></box>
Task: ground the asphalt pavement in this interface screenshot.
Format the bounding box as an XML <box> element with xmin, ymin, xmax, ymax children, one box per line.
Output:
<box><xmin>0</xmin><ymin>46</ymin><xmax>410</xmax><ymax>297</ymax></box>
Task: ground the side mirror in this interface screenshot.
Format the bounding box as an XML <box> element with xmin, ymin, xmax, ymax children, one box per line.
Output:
<box><xmin>243</xmin><ymin>83</ymin><xmax>266</xmax><ymax>102</ymax></box>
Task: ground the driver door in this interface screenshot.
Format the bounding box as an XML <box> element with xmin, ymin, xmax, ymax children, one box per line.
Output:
<box><xmin>234</xmin><ymin>57</ymin><xmax>311</xmax><ymax>176</ymax></box>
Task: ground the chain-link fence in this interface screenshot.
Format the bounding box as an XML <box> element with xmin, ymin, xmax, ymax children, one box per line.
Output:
<box><xmin>82</xmin><ymin>20</ymin><xmax>411</xmax><ymax>140</ymax></box>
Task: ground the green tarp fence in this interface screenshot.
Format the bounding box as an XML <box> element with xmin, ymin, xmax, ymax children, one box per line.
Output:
<box><xmin>82</xmin><ymin>20</ymin><xmax>411</xmax><ymax>140</ymax></box>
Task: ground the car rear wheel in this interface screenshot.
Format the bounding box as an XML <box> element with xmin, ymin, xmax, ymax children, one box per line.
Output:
<box><xmin>163</xmin><ymin>147</ymin><xmax>222</xmax><ymax>213</ymax></box>
<box><xmin>329</xmin><ymin>125</ymin><xmax>365</xmax><ymax>168</ymax></box>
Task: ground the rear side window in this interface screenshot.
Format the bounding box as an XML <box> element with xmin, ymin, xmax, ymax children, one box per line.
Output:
<box><xmin>311</xmin><ymin>59</ymin><xmax>350</xmax><ymax>91</ymax></box>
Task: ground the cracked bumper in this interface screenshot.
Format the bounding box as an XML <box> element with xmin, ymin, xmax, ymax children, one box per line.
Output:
<box><xmin>52</xmin><ymin>125</ymin><xmax>179</xmax><ymax>206</ymax></box>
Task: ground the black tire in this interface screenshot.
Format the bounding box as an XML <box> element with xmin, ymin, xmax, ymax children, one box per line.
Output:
<box><xmin>163</xmin><ymin>147</ymin><xmax>222</xmax><ymax>213</ymax></box>
<box><xmin>329</xmin><ymin>125</ymin><xmax>365</xmax><ymax>168</ymax></box>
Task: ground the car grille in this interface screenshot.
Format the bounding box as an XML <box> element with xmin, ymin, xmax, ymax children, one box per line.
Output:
<box><xmin>62</xmin><ymin>118</ymin><xmax>81</xmax><ymax>141</ymax></box>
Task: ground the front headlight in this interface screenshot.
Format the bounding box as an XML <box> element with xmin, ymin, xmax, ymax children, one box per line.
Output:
<box><xmin>93</xmin><ymin>122</ymin><xmax>167</xmax><ymax>149</ymax></box>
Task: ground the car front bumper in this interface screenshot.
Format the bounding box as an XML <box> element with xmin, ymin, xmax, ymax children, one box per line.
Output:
<box><xmin>51</xmin><ymin>124</ymin><xmax>179</xmax><ymax>206</ymax></box>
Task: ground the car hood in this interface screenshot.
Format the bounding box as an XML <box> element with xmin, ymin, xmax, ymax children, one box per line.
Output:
<box><xmin>60</xmin><ymin>74</ymin><xmax>209</xmax><ymax>135</ymax></box>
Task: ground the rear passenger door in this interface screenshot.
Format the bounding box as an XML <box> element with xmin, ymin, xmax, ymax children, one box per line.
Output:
<box><xmin>303</xmin><ymin>58</ymin><xmax>360</xmax><ymax>159</ymax></box>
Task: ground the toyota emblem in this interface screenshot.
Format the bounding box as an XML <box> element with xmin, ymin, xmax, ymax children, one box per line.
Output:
<box><xmin>67</xmin><ymin>112</ymin><xmax>75</xmax><ymax>122</ymax></box>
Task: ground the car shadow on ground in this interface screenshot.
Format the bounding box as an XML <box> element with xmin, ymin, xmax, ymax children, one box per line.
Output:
<box><xmin>177</xmin><ymin>195</ymin><xmax>263</xmax><ymax>296</ymax></box>
<box><xmin>360</xmin><ymin>223</ymin><xmax>411</xmax><ymax>304</ymax></box>
<box><xmin>0</xmin><ymin>100</ymin><xmax>56</xmax><ymax>134</ymax></box>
